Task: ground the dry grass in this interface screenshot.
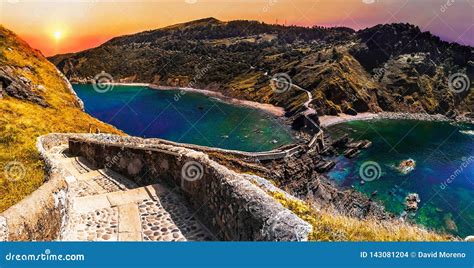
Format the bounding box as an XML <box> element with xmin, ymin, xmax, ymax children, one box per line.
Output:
<box><xmin>271</xmin><ymin>192</ymin><xmax>452</xmax><ymax>241</ymax></box>
<box><xmin>0</xmin><ymin>26</ymin><xmax>123</xmax><ymax>212</ymax></box>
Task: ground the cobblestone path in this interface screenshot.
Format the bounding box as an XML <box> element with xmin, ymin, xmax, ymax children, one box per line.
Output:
<box><xmin>47</xmin><ymin>145</ymin><xmax>214</xmax><ymax>241</ymax></box>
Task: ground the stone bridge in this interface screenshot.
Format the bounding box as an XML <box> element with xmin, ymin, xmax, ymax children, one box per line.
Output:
<box><xmin>296</xmin><ymin>83</ymin><xmax>325</xmax><ymax>153</ymax></box>
<box><xmin>0</xmin><ymin>133</ymin><xmax>312</xmax><ymax>241</ymax></box>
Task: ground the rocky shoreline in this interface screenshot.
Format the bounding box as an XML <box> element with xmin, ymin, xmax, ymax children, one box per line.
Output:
<box><xmin>320</xmin><ymin>112</ymin><xmax>474</xmax><ymax>128</ymax></box>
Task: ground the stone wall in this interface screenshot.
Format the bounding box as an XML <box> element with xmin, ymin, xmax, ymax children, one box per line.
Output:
<box><xmin>65</xmin><ymin>132</ymin><xmax>298</xmax><ymax>162</ymax></box>
<box><xmin>0</xmin><ymin>133</ymin><xmax>312</xmax><ymax>241</ymax></box>
<box><xmin>0</xmin><ymin>134</ymin><xmax>71</xmax><ymax>241</ymax></box>
<box><xmin>68</xmin><ymin>135</ymin><xmax>312</xmax><ymax>241</ymax></box>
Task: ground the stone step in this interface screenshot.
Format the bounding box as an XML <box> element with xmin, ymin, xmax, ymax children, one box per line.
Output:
<box><xmin>57</xmin><ymin>157</ymin><xmax>95</xmax><ymax>178</ymax></box>
<box><xmin>61</xmin><ymin>207</ymin><xmax>119</xmax><ymax>241</ymax></box>
<box><xmin>95</xmin><ymin>169</ymin><xmax>140</xmax><ymax>191</ymax></box>
<box><xmin>68</xmin><ymin>179</ymin><xmax>106</xmax><ymax>198</ymax></box>
<box><xmin>71</xmin><ymin>184</ymin><xmax>165</xmax><ymax>212</ymax></box>
<box><xmin>77</xmin><ymin>170</ymin><xmax>102</xmax><ymax>181</ymax></box>
<box><xmin>118</xmin><ymin>203</ymin><xmax>142</xmax><ymax>241</ymax></box>
<box><xmin>73</xmin><ymin>192</ymin><xmax>112</xmax><ymax>214</ymax></box>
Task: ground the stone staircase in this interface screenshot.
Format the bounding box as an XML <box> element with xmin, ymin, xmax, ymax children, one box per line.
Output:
<box><xmin>48</xmin><ymin>145</ymin><xmax>214</xmax><ymax>242</ymax></box>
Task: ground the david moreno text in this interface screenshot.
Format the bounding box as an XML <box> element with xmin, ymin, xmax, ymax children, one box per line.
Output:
<box><xmin>417</xmin><ymin>251</ymin><xmax>466</xmax><ymax>258</ymax></box>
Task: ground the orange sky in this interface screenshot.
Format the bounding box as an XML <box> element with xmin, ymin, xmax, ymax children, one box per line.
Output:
<box><xmin>0</xmin><ymin>0</ymin><xmax>472</xmax><ymax>56</ymax></box>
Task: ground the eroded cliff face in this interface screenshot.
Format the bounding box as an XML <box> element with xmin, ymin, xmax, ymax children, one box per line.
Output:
<box><xmin>49</xmin><ymin>19</ymin><xmax>473</xmax><ymax>117</ymax></box>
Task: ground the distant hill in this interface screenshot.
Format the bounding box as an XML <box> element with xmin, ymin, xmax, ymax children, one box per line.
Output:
<box><xmin>49</xmin><ymin>18</ymin><xmax>473</xmax><ymax>117</ymax></box>
<box><xmin>0</xmin><ymin>26</ymin><xmax>123</xmax><ymax>212</ymax></box>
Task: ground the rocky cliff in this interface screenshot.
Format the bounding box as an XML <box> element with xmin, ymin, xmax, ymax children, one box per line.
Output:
<box><xmin>49</xmin><ymin>18</ymin><xmax>473</xmax><ymax>118</ymax></box>
<box><xmin>0</xmin><ymin>26</ymin><xmax>123</xmax><ymax>212</ymax></box>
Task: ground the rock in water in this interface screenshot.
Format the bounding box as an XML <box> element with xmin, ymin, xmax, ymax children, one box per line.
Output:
<box><xmin>397</xmin><ymin>159</ymin><xmax>416</xmax><ymax>175</ymax></box>
<box><xmin>405</xmin><ymin>193</ymin><xmax>420</xmax><ymax>211</ymax></box>
<box><xmin>464</xmin><ymin>235</ymin><xmax>474</xmax><ymax>242</ymax></box>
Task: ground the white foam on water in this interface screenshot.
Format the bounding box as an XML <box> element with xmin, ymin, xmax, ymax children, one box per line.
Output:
<box><xmin>460</xmin><ymin>130</ymin><xmax>474</xmax><ymax>136</ymax></box>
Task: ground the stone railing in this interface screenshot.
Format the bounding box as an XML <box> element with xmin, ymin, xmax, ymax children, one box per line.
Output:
<box><xmin>148</xmin><ymin>136</ymin><xmax>302</xmax><ymax>161</ymax></box>
<box><xmin>68</xmin><ymin>135</ymin><xmax>312</xmax><ymax>241</ymax></box>
<box><xmin>0</xmin><ymin>134</ymin><xmax>71</xmax><ymax>241</ymax></box>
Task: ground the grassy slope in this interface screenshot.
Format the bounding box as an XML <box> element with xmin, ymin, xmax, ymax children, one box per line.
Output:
<box><xmin>0</xmin><ymin>26</ymin><xmax>123</xmax><ymax>212</ymax></box>
<box><xmin>272</xmin><ymin>192</ymin><xmax>450</xmax><ymax>241</ymax></box>
<box><xmin>210</xmin><ymin>151</ymin><xmax>450</xmax><ymax>241</ymax></box>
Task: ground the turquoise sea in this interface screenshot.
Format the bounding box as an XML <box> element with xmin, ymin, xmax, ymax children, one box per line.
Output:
<box><xmin>73</xmin><ymin>83</ymin><xmax>474</xmax><ymax>237</ymax></box>
<box><xmin>328</xmin><ymin>119</ymin><xmax>474</xmax><ymax>237</ymax></box>
<box><xmin>72</xmin><ymin>84</ymin><xmax>294</xmax><ymax>152</ymax></box>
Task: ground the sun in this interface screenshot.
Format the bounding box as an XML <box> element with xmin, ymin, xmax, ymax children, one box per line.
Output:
<box><xmin>53</xmin><ymin>31</ymin><xmax>62</xmax><ymax>41</ymax></box>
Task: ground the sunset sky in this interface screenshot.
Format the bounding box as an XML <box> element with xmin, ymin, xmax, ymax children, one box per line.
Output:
<box><xmin>0</xmin><ymin>0</ymin><xmax>473</xmax><ymax>56</ymax></box>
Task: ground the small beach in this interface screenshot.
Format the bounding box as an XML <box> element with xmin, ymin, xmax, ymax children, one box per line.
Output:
<box><xmin>106</xmin><ymin>83</ymin><xmax>285</xmax><ymax>117</ymax></box>
<box><xmin>147</xmin><ymin>84</ymin><xmax>286</xmax><ymax>117</ymax></box>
